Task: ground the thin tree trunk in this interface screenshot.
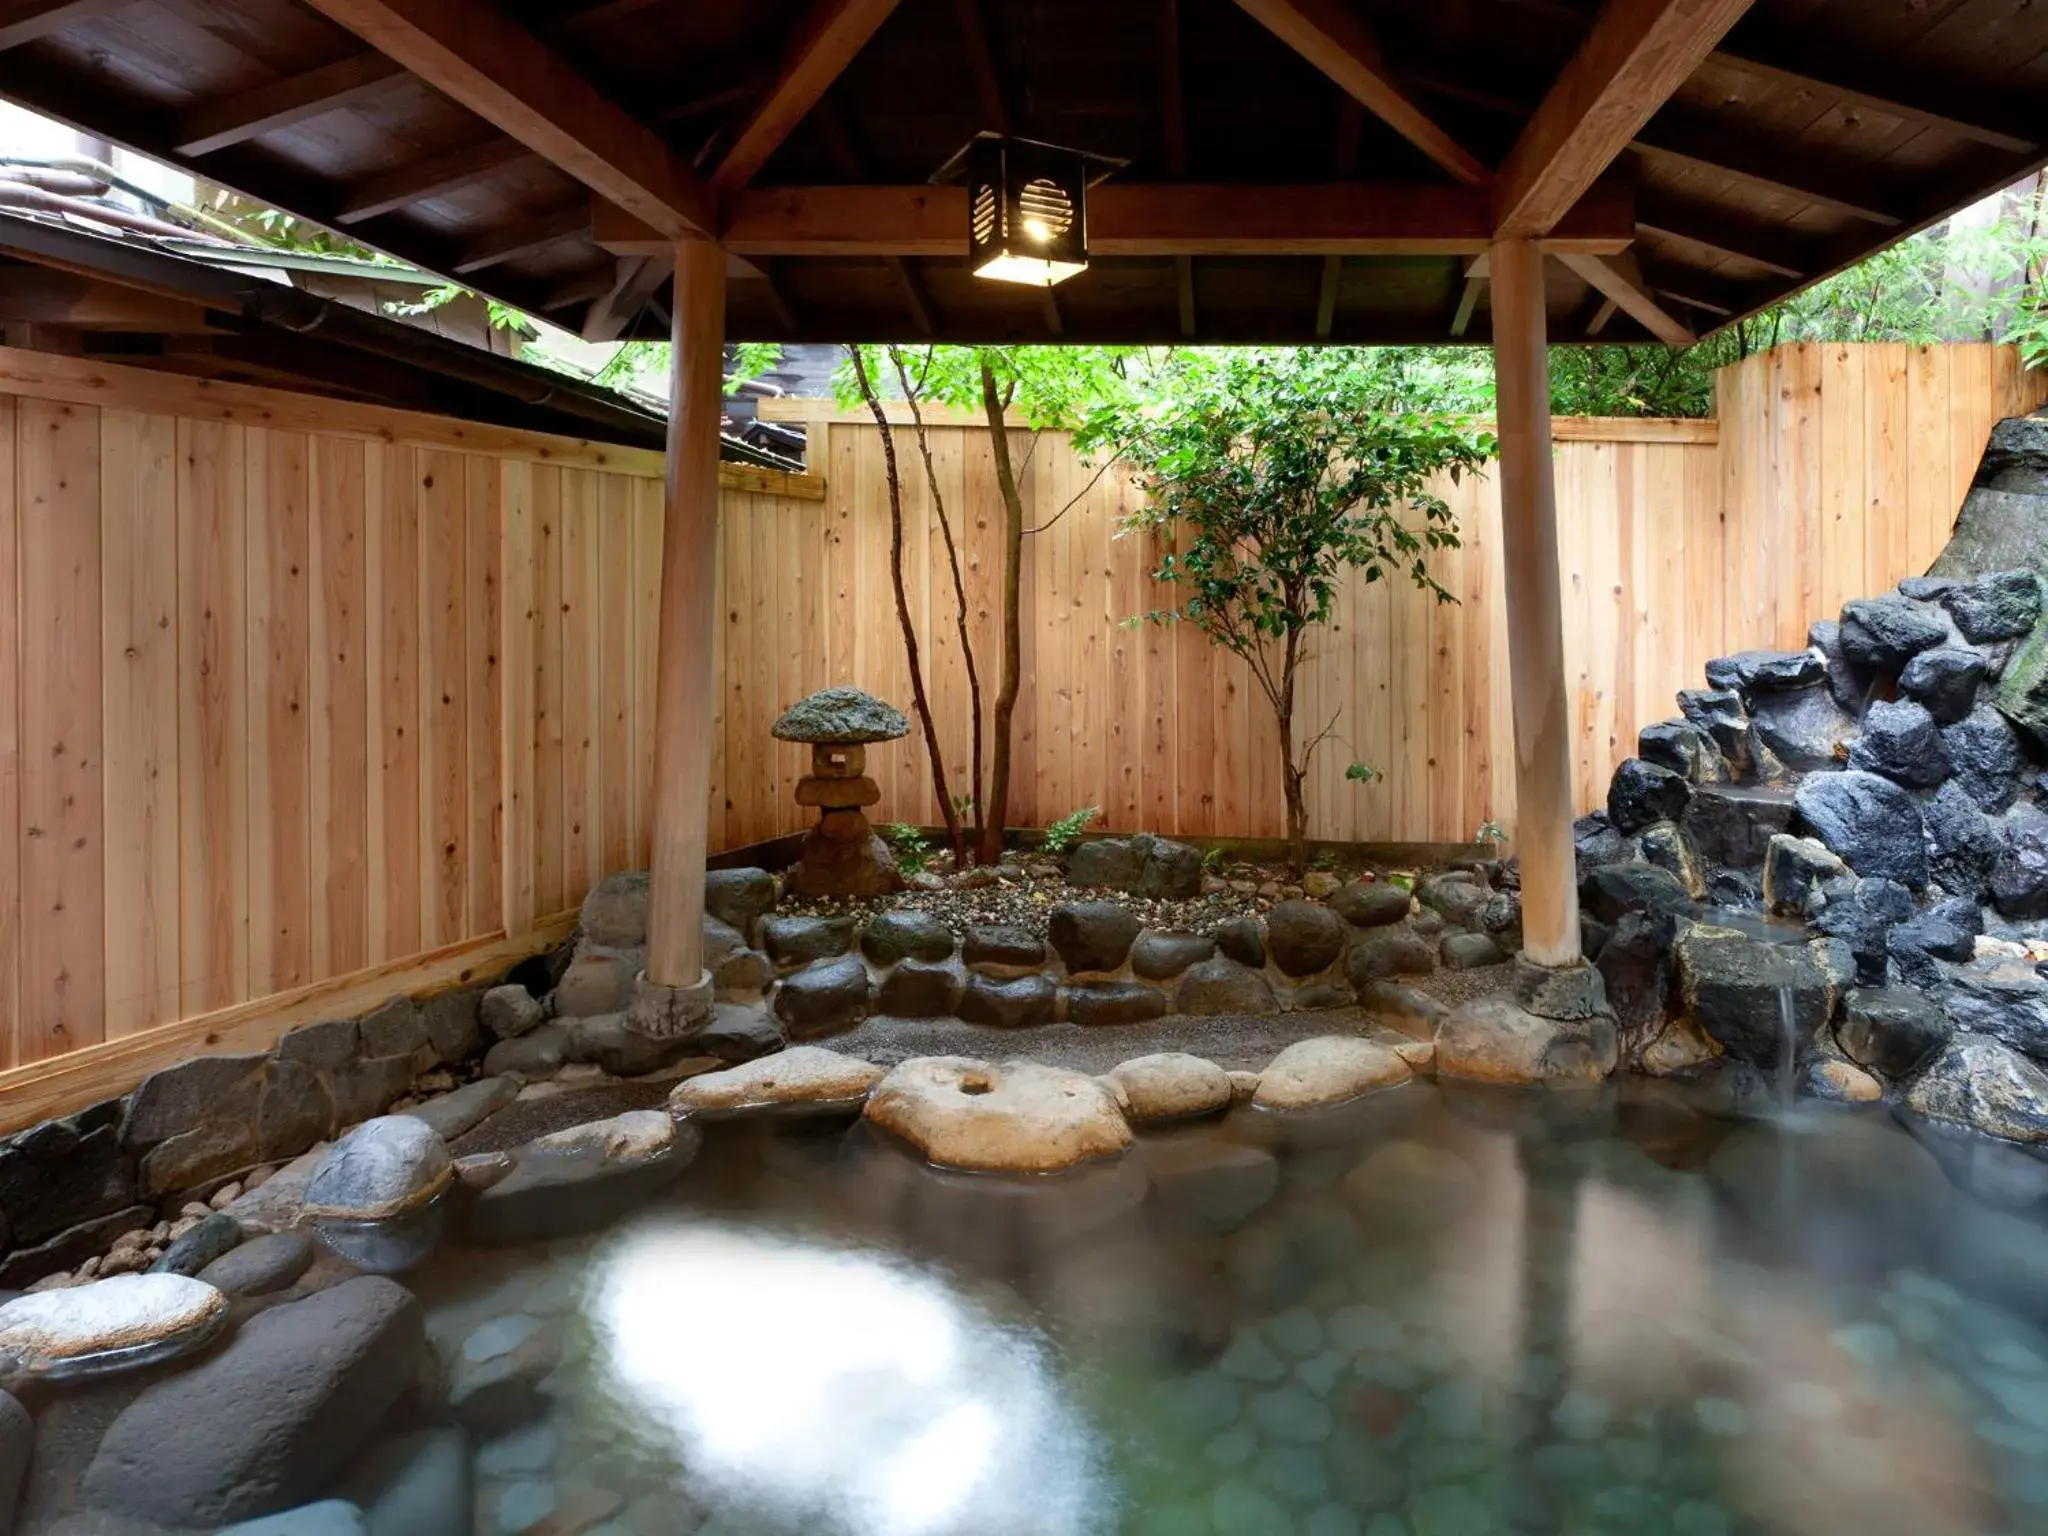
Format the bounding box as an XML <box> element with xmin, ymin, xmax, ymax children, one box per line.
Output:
<box><xmin>1277</xmin><ymin>629</ymin><xmax>1307</xmax><ymax>873</ymax></box>
<box><xmin>891</xmin><ymin>346</ymin><xmax>986</xmax><ymax>859</ymax></box>
<box><xmin>980</xmin><ymin>358</ymin><xmax>1026</xmax><ymax>868</ymax></box>
<box><xmin>850</xmin><ymin>347</ymin><xmax>962</xmax><ymax>861</ymax></box>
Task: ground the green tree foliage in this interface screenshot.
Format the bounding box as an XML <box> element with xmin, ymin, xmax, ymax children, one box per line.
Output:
<box><xmin>1077</xmin><ymin>348</ymin><xmax>1495</xmax><ymax>867</ymax></box>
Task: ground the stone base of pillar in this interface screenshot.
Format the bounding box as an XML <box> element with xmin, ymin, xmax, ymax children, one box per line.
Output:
<box><xmin>626</xmin><ymin>970</ymin><xmax>714</xmax><ymax>1039</ymax></box>
<box><xmin>1511</xmin><ymin>955</ymin><xmax>1610</xmax><ymax>1021</ymax></box>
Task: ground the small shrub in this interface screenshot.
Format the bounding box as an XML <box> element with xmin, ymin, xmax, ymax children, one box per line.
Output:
<box><xmin>1475</xmin><ymin>819</ymin><xmax>1506</xmax><ymax>846</ymax></box>
<box><xmin>1202</xmin><ymin>845</ymin><xmax>1229</xmax><ymax>873</ymax></box>
<box><xmin>1309</xmin><ymin>847</ymin><xmax>1338</xmax><ymax>872</ymax></box>
<box><xmin>886</xmin><ymin>821</ymin><xmax>932</xmax><ymax>876</ymax></box>
<box><xmin>1345</xmin><ymin>762</ymin><xmax>1382</xmax><ymax>784</ymax></box>
<box><xmin>1041</xmin><ymin>806</ymin><xmax>1101</xmax><ymax>856</ymax></box>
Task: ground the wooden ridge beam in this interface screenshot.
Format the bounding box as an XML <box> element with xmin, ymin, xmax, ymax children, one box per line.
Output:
<box><xmin>173</xmin><ymin>52</ymin><xmax>407</xmax><ymax>157</ymax></box>
<box><xmin>299</xmin><ymin>0</ymin><xmax>713</xmax><ymax>237</ymax></box>
<box><xmin>336</xmin><ymin>137</ymin><xmax>539</xmax><ymax>224</ymax></box>
<box><xmin>451</xmin><ymin>202</ymin><xmax>592</xmax><ymax>273</ymax></box>
<box><xmin>1556</xmin><ymin>248</ymin><xmax>1695</xmax><ymax>343</ymax></box>
<box><xmin>0</xmin><ymin>0</ymin><xmax>121</xmax><ymax>52</ymax></box>
<box><xmin>710</xmin><ymin>0</ymin><xmax>904</xmax><ymax>193</ymax></box>
<box><xmin>694</xmin><ymin>181</ymin><xmax>1637</xmax><ymax>258</ymax></box>
<box><xmin>1495</xmin><ymin>0</ymin><xmax>1756</xmax><ymax>237</ymax></box>
<box><xmin>1231</xmin><ymin>0</ymin><xmax>1489</xmax><ymax>186</ymax></box>
<box><xmin>1709</xmin><ymin>41</ymin><xmax>2037</xmax><ymax>156</ymax></box>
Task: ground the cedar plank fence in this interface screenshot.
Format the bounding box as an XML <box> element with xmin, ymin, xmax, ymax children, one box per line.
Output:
<box><xmin>0</xmin><ymin>341</ymin><xmax>2039</xmax><ymax>1075</ymax></box>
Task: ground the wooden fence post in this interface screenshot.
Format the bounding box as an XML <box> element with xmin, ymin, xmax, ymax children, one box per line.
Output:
<box><xmin>1490</xmin><ymin>237</ymin><xmax>1582</xmax><ymax>968</ymax></box>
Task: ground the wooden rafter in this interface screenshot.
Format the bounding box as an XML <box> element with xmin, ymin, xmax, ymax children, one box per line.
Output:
<box><xmin>450</xmin><ymin>202</ymin><xmax>591</xmax><ymax>274</ymax></box>
<box><xmin>1629</xmin><ymin>120</ymin><xmax>1903</xmax><ymax>226</ymax></box>
<box><xmin>0</xmin><ymin>0</ymin><xmax>121</xmax><ymax>52</ymax></box>
<box><xmin>1494</xmin><ymin>0</ymin><xmax>1756</xmax><ymax>237</ymax></box>
<box><xmin>173</xmin><ymin>52</ymin><xmax>407</xmax><ymax>158</ymax></box>
<box><xmin>1176</xmin><ymin>257</ymin><xmax>1196</xmax><ymax>338</ymax></box>
<box><xmin>1555</xmin><ymin>248</ymin><xmax>1695</xmax><ymax>344</ymax></box>
<box><xmin>335</xmin><ymin>138</ymin><xmax>540</xmax><ymax>224</ymax></box>
<box><xmin>1584</xmin><ymin>293</ymin><xmax>1620</xmax><ymax>335</ymax></box>
<box><xmin>1232</xmin><ymin>0</ymin><xmax>1490</xmax><ymax>187</ymax></box>
<box><xmin>299</xmin><ymin>0</ymin><xmax>713</xmax><ymax>237</ymax></box>
<box><xmin>1709</xmin><ymin>42</ymin><xmax>2037</xmax><ymax>156</ymax></box>
<box><xmin>709</xmin><ymin>0</ymin><xmax>904</xmax><ymax>193</ymax></box>
<box><xmin>694</xmin><ymin>182</ymin><xmax>1636</xmax><ymax>258</ymax></box>
<box><xmin>952</xmin><ymin>0</ymin><xmax>1011</xmax><ymax>134</ymax></box>
<box><xmin>1633</xmin><ymin>200</ymin><xmax>1805</xmax><ymax>279</ymax></box>
<box><xmin>580</xmin><ymin>251</ymin><xmax>674</xmax><ymax>341</ymax></box>
<box><xmin>887</xmin><ymin>255</ymin><xmax>934</xmax><ymax>334</ymax></box>
<box><xmin>759</xmin><ymin>259</ymin><xmax>803</xmax><ymax>333</ymax></box>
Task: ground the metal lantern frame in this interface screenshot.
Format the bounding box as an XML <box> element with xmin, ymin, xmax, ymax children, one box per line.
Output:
<box><xmin>933</xmin><ymin>132</ymin><xmax>1126</xmax><ymax>287</ymax></box>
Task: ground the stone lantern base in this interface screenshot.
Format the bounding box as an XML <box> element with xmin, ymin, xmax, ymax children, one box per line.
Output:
<box><xmin>784</xmin><ymin>742</ymin><xmax>902</xmax><ymax>898</ymax></box>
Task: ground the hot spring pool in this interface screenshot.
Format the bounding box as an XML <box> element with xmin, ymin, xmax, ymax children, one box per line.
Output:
<box><xmin>378</xmin><ymin>1079</ymin><xmax>2048</xmax><ymax>1536</ymax></box>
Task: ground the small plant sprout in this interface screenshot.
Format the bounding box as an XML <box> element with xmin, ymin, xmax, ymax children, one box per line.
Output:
<box><xmin>1475</xmin><ymin>819</ymin><xmax>1506</xmax><ymax>846</ymax></box>
<box><xmin>886</xmin><ymin>821</ymin><xmax>933</xmax><ymax>876</ymax></box>
<box><xmin>1346</xmin><ymin>762</ymin><xmax>1383</xmax><ymax>784</ymax></box>
<box><xmin>1040</xmin><ymin>806</ymin><xmax>1101</xmax><ymax>856</ymax></box>
<box><xmin>1202</xmin><ymin>845</ymin><xmax>1229</xmax><ymax>874</ymax></box>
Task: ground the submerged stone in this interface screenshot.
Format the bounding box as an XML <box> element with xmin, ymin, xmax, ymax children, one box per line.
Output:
<box><xmin>1103</xmin><ymin>1053</ymin><xmax>1234</xmax><ymax>1122</ymax></box>
<box><xmin>864</xmin><ymin>1057</ymin><xmax>1133</xmax><ymax>1173</ymax></box>
<box><xmin>462</xmin><ymin>1111</ymin><xmax>700</xmax><ymax>1245</ymax></box>
<box><xmin>302</xmin><ymin>1116</ymin><xmax>454</xmax><ymax>1274</ymax></box>
<box><xmin>0</xmin><ymin>1273</ymin><xmax>229</xmax><ymax>1381</ymax></box>
<box><xmin>669</xmin><ymin>1045</ymin><xmax>882</xmax><ymax>1119</ymax></box>
<box><xmin>1252</xmin><ymin>1037</ymin><xmax>1416</xmax><ymax>1111</ymax></box>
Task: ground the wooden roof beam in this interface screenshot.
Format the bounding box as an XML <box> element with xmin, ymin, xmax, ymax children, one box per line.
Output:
<box><xmin>698</xmin><ymin>181</ymin><xmax>1636</xmax><ymax>258</ymax></box>
<box><xmin>299</xmin><ymin>0</ymin><xmax>713</xmax><ymax>237</ymax></box>
<box><xmin>1632</xmin><ymin>192</ymin><xmax>1807</xmax><ymax>278</ymax></box>
<box><xmin>1554</xmin><ymin>248</ymin><xmax>1695</xmax><ymax>344</ymax></box>
<box><xmin>579</xmin><ymin>252</ymin><xmax>673</xmax><ymax>341</ymax></box>
<box><xmin>1177</xmin><ymin>256</ymin><xmax>1196</xmax><ymax>338</ymax></box>
<box><xmin>1231</xmin><ymin>0</ymin><xmax>1489</xmax><ymax>187</ymax></box>
<box><xmin>888</xmin><ymin>255</ymin><xmax>935</xmax><ymax>334</ymax></box>
<box><xmin>173</xmin><ymin>52</ymin><xmax>407</xmax><ymax>157</ymax></box>
<box><xmin>335</xmin><ymin>137</ymin><xmax>540</xmax><ymax>224</ymax></box>
<box><xmin>0</xmin><ymin>0</ymin><xmax>123</xmax><ymax>52</ymax></box>
<box><xmin>1495</xmin><ymin>0</ymin><xmax>1756</xmax><ymax>237</ymax></box>
<box><xmin>710</xmin><ymin>0</ymin><xmax>904</xmax><ymax>193</ymax></box>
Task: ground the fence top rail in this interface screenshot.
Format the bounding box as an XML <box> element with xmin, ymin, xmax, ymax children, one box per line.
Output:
<box><xmin>0</xmin><ymin>345</ymin><xmax>669</xmax><ymax>476</ymax></box>
<box><xmin>758</xmin><ymin>395</ymin><xmax>1721</xmax><ymax>445</ymax></box>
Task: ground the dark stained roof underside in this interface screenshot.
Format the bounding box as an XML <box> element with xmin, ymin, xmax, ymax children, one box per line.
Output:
<box><xmin>0</xmin><ymin>0</ymin><xmax>2040</xmax><ymax>347</ymax></box>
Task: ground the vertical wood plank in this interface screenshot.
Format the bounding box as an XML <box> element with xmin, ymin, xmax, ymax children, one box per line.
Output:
<box><xmin>309</xmin><ymin>436</ymin><xmax>368</xmax><ymax>976</ymax></box>
<box><xmin>177</xmin><ymin>418</ymin><xmax>247</xmax><ymax>1016</ymax></box>
<box><xmin>100</xmin><ymin>409</ymin><xmax>178</xmax><ymax>1036</ymax></box>
<box><xmin>599</xmin><ymin>474</ymin><xmax>632</xmax><ymax>877</ymax></box>
<box><xmin>417</xmin><ymin>449</ymin><xmax>468</xmax><ymax>946</ymax></box>
<box><xmin>0</xmin><ymin>397</ymin><xmax>17</xmax><ymax>1064</ymax></box>
<box><xmin>500</xmin><ymin>460</ymin><xmax>538</xmax><ymax>934</ymax></box>
<box><xmin>466</xmin><ymin>456</ymin><xmax>504</xmax><ymax>936</ymax></box>
<box><xmin>559</xmin><ymin>469</ymin><xmax>600</xmax><ymax>903</ymax></box>
<box><xmin>1904</xmin><ymin>343</ymin><xmax>1951</xmax><ymax>581</ymax></box>
<box><xmin>374</xmin><ymin>444</ymin><xmax>421</xmax><ymax>961</ymax></box>
<box><xmin>246</xmin><ymin>429</ymin><xmax>313</xmax><ymax>997</ymax></box>
<box><xmin>18</xmin><ymin>399</ymin><xmax>102</xmax><ymax>1058</ymax></box>
<box><xmin>532</xmin><ymin>465</ymin><xmax>565</xmax><ymax>916</ymax></box>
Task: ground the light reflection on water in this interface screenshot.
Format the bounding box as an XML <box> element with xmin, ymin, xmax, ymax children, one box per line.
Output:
<box><xmin>583</xmin><ymin>1222</ymin><xmax>1106</xmax><ymax>1536</ymax></box>
<box><xmin>402</xmin><ymin>1081</ymin><xmax>2048</xmax><ymax>1536</ymax></box>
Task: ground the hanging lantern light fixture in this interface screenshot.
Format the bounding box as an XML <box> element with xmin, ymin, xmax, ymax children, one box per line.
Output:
<box><xmin>935</xmin><ymin>133</ymin><xmax>1123</xmax><ymax>288</ymax></box>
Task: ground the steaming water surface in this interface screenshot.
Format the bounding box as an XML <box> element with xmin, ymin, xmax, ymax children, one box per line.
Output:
<box><xmin>404</xmin><ymin>1079</ymin><xmax>2048</xmax><ymax>1536</ymax></box>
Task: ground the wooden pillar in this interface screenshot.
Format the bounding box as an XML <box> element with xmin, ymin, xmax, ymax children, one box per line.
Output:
<box><xmin>643</xmin><ymin>239</ymin><xmax>725</xmax><ymax>989</ymax></box>
<box><xmin>1489</xmin><ymin>237</ymin><xmax>1581</xmax><ymax>968</ymax></box>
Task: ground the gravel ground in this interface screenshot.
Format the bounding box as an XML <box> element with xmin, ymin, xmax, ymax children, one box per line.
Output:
<box><xmin>451</xmin><ymin>1080</ymin><xmax>673</xmax><ymax>1156</ymax></box>
<box><xmin>817</xmin><ymin>957</ymin><xmax>1516</xmax><ymax>1075</ymax></box>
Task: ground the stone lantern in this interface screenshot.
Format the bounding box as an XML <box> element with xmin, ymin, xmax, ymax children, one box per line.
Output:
<box><xmin>772</xmin><ymin>686</ymin><xmax>909</xmax><ymax>897</ymax></box>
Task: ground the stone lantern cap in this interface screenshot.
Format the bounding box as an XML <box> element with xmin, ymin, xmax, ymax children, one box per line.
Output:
<box><xmin>772</xmin><ymin>686</ymin><xmax>908</xmax><ymax>745</ymax></box>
